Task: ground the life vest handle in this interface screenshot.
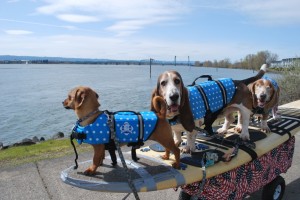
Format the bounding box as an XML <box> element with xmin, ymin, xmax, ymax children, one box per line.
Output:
<box><xmin>189</xmin><ymin>75</ymin><xmax>213</xmax><ymax>86</ymax></box>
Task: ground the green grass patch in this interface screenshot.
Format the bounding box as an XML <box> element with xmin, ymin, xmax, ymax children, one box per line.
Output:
<box><xmin>0</xmin><ymin>139</ymin><xmax>91</xmax><ymax>168</ymax></box>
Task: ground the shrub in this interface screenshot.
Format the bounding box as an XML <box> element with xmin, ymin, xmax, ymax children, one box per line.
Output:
<box><xmin>275</xmin><ymin>61</ymin><xmax>300</xmax><ymax>105</ymax></box>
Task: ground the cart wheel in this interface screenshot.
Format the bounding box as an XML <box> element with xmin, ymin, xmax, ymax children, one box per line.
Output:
<box><xmin>262</xmin><ymin>176</ymin><xmax>285</xmax><ymax>200</ymax></box>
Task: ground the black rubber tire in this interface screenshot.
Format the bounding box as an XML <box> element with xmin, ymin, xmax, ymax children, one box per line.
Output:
<box><xmin>262</xmin><ymin>175</ymin><xmax>285</xmax><ymax>200</ymax></box>
<box><xmin>178</xmin><ymin>190</ymin><xmax>192</xmax><ymax>200</ymax></box>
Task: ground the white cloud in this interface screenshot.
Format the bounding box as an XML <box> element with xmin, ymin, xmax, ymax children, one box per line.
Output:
<box><xmin>0</xmin><ymin>18</ymin><xmax>77</xmax><ymax>30</ymax></box>
<box><xmin>4</xmin><ymin>29</ymin><xmax>33</xmax><ymax>35</ymax></box>
<box><xmin>57</xmin><ymin>14</ymin><xmax>99</xmax><ymax>23</ymax></box>
<box><xmin>37</xmin><ymin>0</ymin><xmax>187</xmax><ymax>36</ymax></box>
<box><xmin>230</xmin><ymin>0</ymin><xmax>300</xmax><ymax>25</ymax></box>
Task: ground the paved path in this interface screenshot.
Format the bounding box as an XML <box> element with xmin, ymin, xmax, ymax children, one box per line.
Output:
<box><xmin>1</xmin><ymin>133</ymin><xmax>299</xmax><ymax>200</ymax></box>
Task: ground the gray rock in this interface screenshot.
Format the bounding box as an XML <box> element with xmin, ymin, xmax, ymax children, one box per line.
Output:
<box><xmin>52</xmin><ymin>132</ymin><xmax>64</xmax><ymax>139</ymax></box>
<box><xmin>32</xmin><ymin>136</ymin><xmax>39</xmax><ymax>143</ymax></box>
<box><xmin>13</xmin><ymin>138</ymin><xmax>35</xmax><ymax>146</ymax></box>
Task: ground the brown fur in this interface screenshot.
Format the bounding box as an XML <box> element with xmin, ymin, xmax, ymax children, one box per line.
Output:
<box><xmin>63</xmin><ymin>86</ymin><xmax>180</xmax><ymax>175</ymax></box>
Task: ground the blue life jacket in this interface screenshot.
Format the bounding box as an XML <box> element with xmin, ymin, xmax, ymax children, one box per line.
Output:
<box><xmin>73</xmin><ymin>111</ymin><xmax>157</xmax><ymax>145</ymax></box>
<box><xmin>187</xmin><ymin>78</ymin><xmax>236</xmax><ymax>120</ymax></box>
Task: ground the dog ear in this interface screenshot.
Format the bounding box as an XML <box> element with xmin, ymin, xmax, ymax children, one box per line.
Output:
<box><xmin>179</xmin><ymin>87</ymin><xmax>195</xmax><ymax>132</ymax></box>
<box><xmin>249</xmin><ymin>83</ymin><xmax>258</xmax><ymax>108</ymax></box>
<box><xmin>150</xmin><ymin>88</ymin><xmax>158</xmax><ymax>111</ymax></box>
<box><xmin>264</xmin><ymin>84</ymin><xmax>279</xmax><ymax>111</ymax></box>
<box><xmin>74</xmin><ymin>88</ymin><xmax>86</xmax><ymax>109</ymax></box>
<box><xmin>150</xmin><ymin>76</ymin><xmax>162</xmax><ymax>111</ymax></box>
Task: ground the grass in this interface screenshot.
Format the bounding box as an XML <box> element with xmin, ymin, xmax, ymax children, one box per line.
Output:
<box><xmin>0</xmin><ymin>138</ymin><xmax>91</xmax><ymax>168</ymax></box>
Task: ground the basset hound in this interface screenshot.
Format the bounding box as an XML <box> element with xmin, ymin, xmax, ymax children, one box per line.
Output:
<box><xmin>151</xmin><ymin>64</ymin><xmax>267</xmax><ymax>152</ymax></box>
<box><xmin>63</xmin><ymin>86</ymin><xmax>180</xmax><ymax>175</ymax></box>
<box><xmin>248</xmin><ymin>76</ymin><xmax>280</xmax><ymax>132</ymax></box>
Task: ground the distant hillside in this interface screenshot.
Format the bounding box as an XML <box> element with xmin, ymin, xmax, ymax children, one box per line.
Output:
<box><xmin>0</xmin><ymin>55</ymin><xmax>110</xmax><ymax>62</ymax></box>
<box><xmin>0</xmin><ymin>55</ymin><xmax>194</xmax><ymax>66</ymax></box>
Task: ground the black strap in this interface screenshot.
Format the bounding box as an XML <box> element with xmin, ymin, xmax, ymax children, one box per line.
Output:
<box><xmin>215</xmin><ymin>80</ymin><xmax>227</xmax><ymax>107</ymax></box>
<box><xmin>210</xmin><ymin>137</ymin><xmax>258</xmax><ymax>161</ymax></box>
<box><xmin>195</xmin><ymin>85</ymin><xmax>210</xmax><ymax>111</ymax></box>
<box><xmin>189</xmin><ymin>75</ymin><xmax>213</xmax><ymax>86</ymax></box>
<box><xmin>70</xmin><ymin>133</ymin><xmax>79</xmax><ymax>169</ymax></box>
<box><xmin>137</xmin><ymin>112</ymin><xmax>144</xmax><ymax>142</ymax></box>
<box><xmin>71</xmin><ymin>131</ymin><xmax>87</xmax><ymax>140</ymax></box>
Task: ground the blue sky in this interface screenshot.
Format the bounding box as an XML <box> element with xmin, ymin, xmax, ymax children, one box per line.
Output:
<box><xmin>1</xmin><ymin>0</ymin><xmax>299</xmax><ymax>62</ymax></box>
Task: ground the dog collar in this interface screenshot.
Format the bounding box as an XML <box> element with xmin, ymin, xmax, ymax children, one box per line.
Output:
<box><xmin>77</xmin><ymin>109</ymin><xmax>100</xmax><ymax>124</ymax></box>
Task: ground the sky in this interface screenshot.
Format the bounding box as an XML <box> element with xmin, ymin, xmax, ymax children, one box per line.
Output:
<box><xmin>1</xmin><ymin>0</ymin><xmax>299</xmax><ymax>62</ymax></box>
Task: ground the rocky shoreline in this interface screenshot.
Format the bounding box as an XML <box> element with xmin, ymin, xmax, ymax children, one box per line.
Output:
<box><xmin>0</xmin><ymin>132</ymin><xmax>65</xmax><ymax>150</ymax></box>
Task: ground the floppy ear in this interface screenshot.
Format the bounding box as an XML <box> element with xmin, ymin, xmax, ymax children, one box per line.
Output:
<box><xmin>75</xmin><ymin>89</ymin><xmax>86</xmax><ymax>109</ymax></box>
<box><xmin>179</xmin><ymin>87</ymin><xmax>195</xmax><ymax>132</ymax></box>
<box><xmin>150</xmin><ymin>88</ymin><xmax>159</xmax><ymax>111</ymax></box>
<box><xmin>150</xmin><ymin>75</ymin><xmax>162</xmax><ymax>111</ymax></box>
<box><xmin>264</xmin><ymin>84</ymin><xmax>279</xmax><ymax>111</ymax></box>
<box><xmin>249</xmin><ymin>83</ymin><xmax>258</xmax><ymax>108</ymax></box>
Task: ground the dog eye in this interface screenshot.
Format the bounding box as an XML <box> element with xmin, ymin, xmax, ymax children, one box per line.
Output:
<box><xmin>174</xmin><ymin>78</ymin><xmax>181</xmax><ymax>85</ymax></box>
<box><xmin>161</xmin><ymin>81</ymin><xmax>166</xmax><ymax>86</ymax></box>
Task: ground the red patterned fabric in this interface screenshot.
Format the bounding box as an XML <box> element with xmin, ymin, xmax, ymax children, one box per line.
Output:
<box><xmin>180</xmin><ymin>137</ymin><xmax>295</xmax><ymax>200</ymax></box>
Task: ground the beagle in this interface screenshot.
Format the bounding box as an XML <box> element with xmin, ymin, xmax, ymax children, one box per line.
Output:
<box><xmin>248</xmin><ymin>76</ymin><xmax>280</xmax><ymax>132</ymax></box>
<box><xmin>151</xmin><ymin>64</ymin><xmax>267</xmax><ymax>152</ymax></box>
<box><xmin>63</xmin><ymin>86</ymin><xmax>180</xmax><ymax>175</ymax></box>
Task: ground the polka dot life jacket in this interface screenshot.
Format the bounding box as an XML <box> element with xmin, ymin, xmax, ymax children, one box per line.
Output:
<box><xmin>187</xmin><ymin>78</ymin><xmax>236</xmax><ymax>120</ymax></box>
<box><xmin>73</xmin><ymin>111</ymin><xmax>158</xmax><ymax>145</ymax></box>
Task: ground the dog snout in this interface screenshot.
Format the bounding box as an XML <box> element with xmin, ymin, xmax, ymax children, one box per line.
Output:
<box><xmin>62</xmin><ymin>100</ymin><xmax>71</xmax><ymax>109</ymax></box>
<box><xmin>170</xmin><ymin>93</ymin><xmax>179</xmax><ymax>102</ymax></box>
<box><xmin>260</xmin><ymin>93</ymin><xmax>267</xmax><ymax>100</ymax></box>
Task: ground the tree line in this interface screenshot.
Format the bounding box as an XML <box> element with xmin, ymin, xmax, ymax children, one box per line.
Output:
<box><xmin>196</xmin><ymin>50</ymin><xmax>278</xmax><ymax>70</ymax></box>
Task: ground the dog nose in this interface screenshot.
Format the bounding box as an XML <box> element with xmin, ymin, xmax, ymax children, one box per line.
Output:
<box><xmin>260</xmin><ymin>94</ymin><xmax>267</xmax><ymax>100</ymax></box>
<box><xmin>170</xmin><ymin>93</ymin><xmax>179</xmax><ymax>102</ymax></box>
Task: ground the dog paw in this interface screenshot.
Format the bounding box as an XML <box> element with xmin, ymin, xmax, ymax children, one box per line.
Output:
<box><xmin>273</xmin><ymin>114</ymin><xmax>281</xmax><ymax>121</ymax></box>
<box><xmin>84</xmin><ymin>168</ymin><xmax>97</xmax><ymax>176</ymax></box>
<box><xmin>217</xmin><ymin>128</ymin><xmax>227</xmax><ymax>135</ymax></box>
<box><xmin>180</xmin><ymin>146</ymin><xmax>189</xmax><ymax>153</ymax></box>
<box><xmin>234</xmin><ymin>125</ymin><xmax>242</xmax><ymax>133</ymax></box>
<box><xmin>261</xmin><ymin>121</ymin><xmax>271</xmax><ymax>133</ymax></box>
<box><xmin>171</xmin><ymin>162</ymin><xmax>180</xmax><ymax>169</ymax></box>
<box><xmin>132</xmin><ymin>157</ymin><xmax>140</xmax><ymax>162</ymax></box>
<box><xmin>161</xmin><ymin>154</ymin><xmax>170</xmax><ymax>160</ymax></box>
<box><xmin>239</xmin><ymin>132</ymin><xmax>250</xmax><ymax>141</ymax></box>
<box><xmin>261</xmin><ymin>126</ymin><xmax>271</xmax><ymax>133</ymax></box>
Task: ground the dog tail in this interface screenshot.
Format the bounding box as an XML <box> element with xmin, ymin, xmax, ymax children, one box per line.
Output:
<box><xmin>152</xmin><ymin>96</ymin><xmax>167</xmax><ymax>118</ymax></box>
<box><xmin>241</xmin><ymin>64</ymin><xmax>267</xmax><ymax>85</ymax></box>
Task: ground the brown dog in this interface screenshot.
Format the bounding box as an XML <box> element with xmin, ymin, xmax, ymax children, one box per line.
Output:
<box><xmin>248</xmin><ymin>76</ymin><xmax>280</xmax><ymax>132</ymax></box>
<box><xmin>151</xmin><ymin>64</ymin><xmax>267</xmax><ymax>152</ymax></box>
<box><xmin>63</xmin><ymin>86</ymin><xmax>180</xmax><ymax>175</ymax></box>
